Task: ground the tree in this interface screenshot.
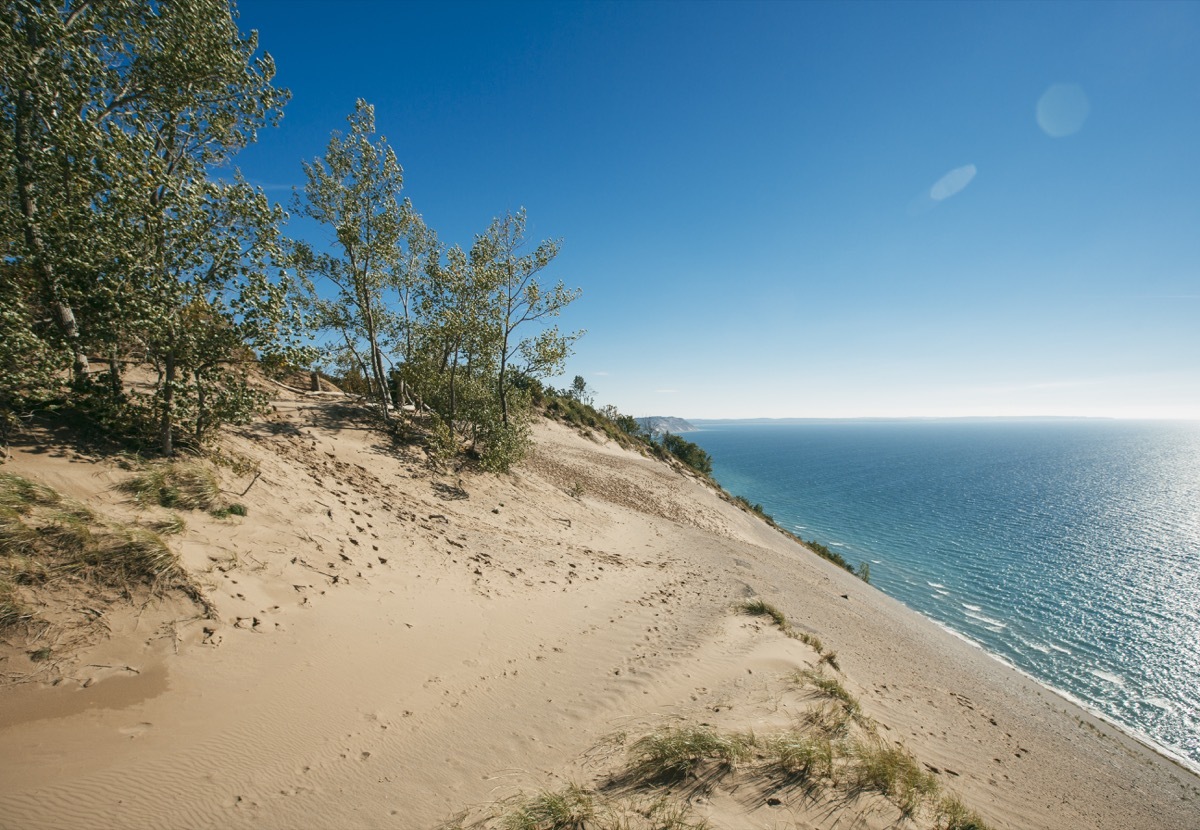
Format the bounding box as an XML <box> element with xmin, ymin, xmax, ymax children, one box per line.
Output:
<box><xmin>1</xmin><ymin>0</ymin><xmax>293</xmax><ymax>455</ymax></box>
<box><xmin>472</xmin><ymin>208</ymin><xmax>582</xmax><ymax>428</ymax></box>
<box><xmin>1</xmin><ymin>0</ymin><xmax>288</xmax><ymax>392</ymax></box>
<box><xmin>294</xmin><ymin>100</ymin><xmax>424</xmax><ymax>424</ymax></box>
<box><xmin>569</xmin><ymin>375</ymin><xmax>592</xmax><ymax>406</ymax></box>
<box><xmin>139</xmin><ymin>176</ymin><xmax>309</xmax><ymax>453</ymax></box>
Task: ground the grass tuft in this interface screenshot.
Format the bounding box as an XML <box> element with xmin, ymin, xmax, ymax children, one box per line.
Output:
<box><xmin>501</xmin><ymin>784</ymin><xmax>595</xmax><ymax>830</ymax></box>
<box><xmin>762</xmin><ymin>732</ymin><xmax>835</xmax><ymax>787</ymax></box>
<box><xmin>0</xmin><ymin>579</ymin><xmax>30</xmax><ymax>630</ymax></box>
<box><xmin>212</xmin><ymin>502</ymin><xmax>248</xmax><ymax>519</ymax></box>
<box><xmin>848</xmin><ymin>740</ymin><xmax>940</xmax><ymax>817</ymax></box>
<box><xmin>57</xmin><ymin>526</ymin><xmax>181</xmax><ymax>588</ymax></box>
<box><xmin>121</xmin><ymin>463</ymin><xmax>221</xmax><ymax>511</ymax></box>
<box><xmin>935</xmin><ymin>795</ymin><xmax>993</xmax><ymax>830</ymax></box>
<box><xmin>0</xmin><ymin>505</ymin><xmax>38</xmax><ymax>556</ymax></box>
<box><xmin>740</xmin><ymin>598</ymin><xmax>788</xmax><ymax>630</ymax></box>
<box><xmin>626</xmin><ymin>725</ymin><xmax>755</xmax><ymax>784</ymax></box>
<box><xmin>149</xmin><ymin>513</ymin><xmax>188</xmax><ymax>535</ymax></box>
<box><xmin>794</xmin><ymin>631</ymin><xmax>824</xmax><ymax>652</ymax></box>
<box><xmin>0</xmin><ymin>472</ymin><xmax>61</xmax><ymax>514</ymax></box>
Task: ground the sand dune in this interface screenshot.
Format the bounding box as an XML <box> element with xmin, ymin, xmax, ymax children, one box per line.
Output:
<box><xmin>2</xmin><ymin>392</ymin><xmax>1197</xmax><ymax>829</ymax></box>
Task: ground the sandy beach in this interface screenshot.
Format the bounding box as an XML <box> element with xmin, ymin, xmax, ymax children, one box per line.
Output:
<box><xmin>2</xmin><ymin>391</ymin><xmax>1198</xmax><ymax>829</ymax></box>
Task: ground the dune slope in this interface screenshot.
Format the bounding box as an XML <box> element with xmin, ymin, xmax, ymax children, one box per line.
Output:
<box><xmin>1</xmin><ymin>391</ymin><xmax>1197</xmax><ymax>829</ymax></box>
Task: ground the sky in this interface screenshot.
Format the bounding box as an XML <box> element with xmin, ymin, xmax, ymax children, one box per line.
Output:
<box><xmin>231</xmin><ymin>0</ymin><xmax>1200</xmax><ymax>420</ymax></box>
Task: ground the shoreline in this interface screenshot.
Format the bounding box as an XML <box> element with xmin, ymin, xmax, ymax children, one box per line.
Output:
<box><xmin>924</xmin><ymin>605</ymin><xmax>1200</xmax><ymax>779</ymax></box>
<box><xmin>691</xmin><ymin>417</ymin><xmax>1200</xmax><ymax>786</ymax></box>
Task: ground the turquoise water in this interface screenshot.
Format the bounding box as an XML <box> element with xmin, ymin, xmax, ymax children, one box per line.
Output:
<box><xmin>687</xmin><ymin>419</ymin><xmax>1200</xmax><ymax>771</ymax></box>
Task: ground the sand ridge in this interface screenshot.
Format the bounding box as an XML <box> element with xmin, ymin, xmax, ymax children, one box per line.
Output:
<box><xmin>1</xmin><ymin>392</ymin><xmax>1198</xmax><ymax>828</ymax></box>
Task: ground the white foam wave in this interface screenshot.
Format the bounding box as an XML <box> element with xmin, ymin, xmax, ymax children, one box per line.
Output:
<box><xmin>1088</xmin><ymin>669</ymin><xmax>1126</xmax><ymax>686</ymax></box>
<box><xmin>964</xmin><ymin>610</ymin><xmax>1008</xmax><ymax>629</ymax></box>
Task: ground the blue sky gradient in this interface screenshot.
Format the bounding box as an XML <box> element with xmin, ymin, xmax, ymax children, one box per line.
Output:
<box><xmin>233</xmin><ymin>0</ymin><xmax>1199</xmax><ymax>419</ymax></box>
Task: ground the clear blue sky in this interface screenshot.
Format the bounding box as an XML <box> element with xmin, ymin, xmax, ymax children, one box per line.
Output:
<box><xmin>232</xmin><ymin>0</ymin><xmax>1200</xmax><ymax>420</ymax></box>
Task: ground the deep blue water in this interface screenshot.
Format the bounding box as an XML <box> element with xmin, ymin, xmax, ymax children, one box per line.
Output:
<box><xmin>687</xmin><ymin>419</ymin><xmax>1200</xmax><ymax>771</ymax></box>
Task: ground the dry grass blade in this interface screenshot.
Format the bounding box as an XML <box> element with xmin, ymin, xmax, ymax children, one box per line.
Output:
<box><xmin>0</xmin><ymin>579</ymin><xmax>30</xmax><ymax>630</ymax></box>
<box><xmin>762</xmin><ymin>732</ymin><xmax>835</xmax><ymax>788</ymax></box>
<box><xmin>0</xmin><ymin>505</ymin><xmax>38</xmax><ymax>557</ymax></box>
<box><xmin>57</xmin><ymin>526</ymin><xmax>182</xmax><ymax>589</ymax></box>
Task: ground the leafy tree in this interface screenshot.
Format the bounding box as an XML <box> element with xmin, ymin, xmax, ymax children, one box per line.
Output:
<box><xmin>1</xmin><ymin>0</ymin><xmax>286</xmax><ymax>383</ymax></box>
<box><xmin>294</xmin><ymin>100</ymin><xmax>426</xmax><ymax>424</ymax></box>
<box><xmin>1</xmin><ymin>0</ymin><xmax>293</xmax><ymax>454</ymax></box>
<box><xmin>471</xmin><ymin>209</ymin><xmax>582</xmax><ymax>428</ymax></box>
<box><xmin>569</xmin><ymin>375</ymin><xmax>592</xmax><ymax>406</ymax></box>
<box><xmin>139</xmin><ymin>176</ymin><xmax>308</xmax><ymax>454</ymax></box>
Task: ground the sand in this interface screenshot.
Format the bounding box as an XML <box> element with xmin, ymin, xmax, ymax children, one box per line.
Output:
<box><xmin>1</xmin><ymin>391</ymin><xmax>1198</xmax><ymax>829</ymax></box>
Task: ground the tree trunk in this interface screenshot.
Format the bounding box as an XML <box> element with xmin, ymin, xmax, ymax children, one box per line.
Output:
<box><xmin>108</xmin><ymin>352</ymin><xmax>122</xmax><ymax>399</ymax></box>
<box><xmin>13</xmin><ymin>76</ymin><xmax>88</xmax><ymax>380</ymax></box>
<box><xmin>160</xmin><ymin>351</ymin><xmax>175</xmax><ymax>456</ymax></box>
<box><xmin>361</xmin><ymin>300</ymin><xmax>390</xmax><ymax>423</ymax></box>
<box><xmin>194</xmin><ymin>368</ymin><xmax>206</xmax><ymax>445</ymax></box>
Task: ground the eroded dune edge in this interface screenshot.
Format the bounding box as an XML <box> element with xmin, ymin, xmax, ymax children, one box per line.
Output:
<box><xmin>2</xmin><ymin>392</ymin><xmax>1198</xmax><ymax>830</ymax></box>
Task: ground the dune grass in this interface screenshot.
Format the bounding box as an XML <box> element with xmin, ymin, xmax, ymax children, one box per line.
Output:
<box><xmin>761</xmin><ymin>732</ymin><xmax>835</xmax><ymax>787</ymax></box>
<box><xmin>625</xmin><ymin>725</ymin><xmax>755</xmax><ymax>784</ymax></box>
<box><xmin>149</xmin><ymin>513</ymin><xmax>188</xmax><ymax>536</ymax></box>
<box><xmin>935</xmin><ymin>794</ymin><xmax>993</xmax><ymax>830</ymax></box>
<box><xmin>121</xmin><ymin>462</ymin><xmax>222</xmax><ymax>511</ymax></box>
<box><xmin>500</xmin><ymin>784</ymin><xmax>595</xmax><ymax>830</ymax></box>
<box><xmin>0</xmin><ymin>472</ymin><xmax>203</xmax><ymax>629</ymax></box>
<box><xmin>485</xmin><ymin>789</ymin><xmax>710</xmax><ymax>830</ymax></box>
<box><xmin>0</xmin><ymin>472</ymin><xmax>60</xmax><ymax>514</ymax></box>
<box><xmin>847</xmin><ymin>740</ymin><xmax>941</xmax><ymax>817</ymax></box>
<box><xmin>740</xmin><ymin>598</ymin><xmax>788</xmax><ymax>630</ymax></box>
<box><xmin>0</xmin><ymin>579</ymin><xmax>29</xmax><ymax>630</ymax></box>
